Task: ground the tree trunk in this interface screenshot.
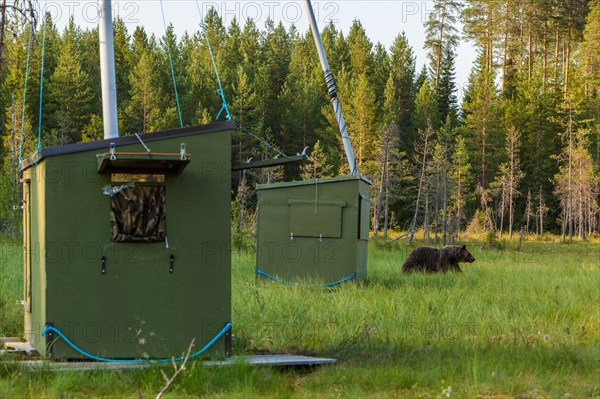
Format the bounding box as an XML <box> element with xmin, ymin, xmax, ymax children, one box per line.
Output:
<box><xmin>442</xmin><ymin>143</ymin><xmax>449</xmax><ymax>245</ymax></box>
<box><xmin>434</xmin><ymin>164</ymin><xmax>440</xmax><ymax>243</ymax></box>
<box><xmin>374</xmin><ymin>145</ymin><xmax>388</xmax><ymax>238</ymax></box>
<box><xmin>508</xmin><ymin>187</ymin><xmax>513</xmax><ymax>240</ymax></box>
<box><xmin>568</xmin><ymin>106</ymin><xmax>573</xmax><ymax>243</ymax></box>
<box><xmin>383</xmin><ymin>173</ymin><xmax>390</xmax><ymax>239</ymax></box>
<box><xmin>481</xmin><ymin>125</ymin><xmax>487</xmax><ymax>195</ymax></box>
<box><xmin>487</xmin><ymin>3</ymin><xmax>494</xmax><ymax>73</ymax></box>
<box><xmin>528</xmin><ymin>31</ymin><xmax>533</xmax><ymax>81</ymax></box>
<box><xmin>508</xmin><ymin>135</ymin><xmax>515</xmax><ymax>239</ymax></box>
<box><xmin>434</xmin><ymin>9</ymin><xmax>446</xmax><ymax>92</ymax></box>
<box><xmin>499</xmin><ymin>190</ymin><xmax>505</xmax><ymax>238</ymax></box>
<box><xmin>456</xmin><ymin>173</ymin><xmax>462</xmax><ymax>241</ymax></box>
<box><xmin>554</xmin><ymin>30</ymin><xmax>560</xmax><ymax>91</ymax></box>
<box><xmin>564</xmin><ymin>19</ymin><xmax>572</xmax><ymax>98</ymax></box>
<box><xmin>542</xmin><ymin>20</ymin><xmax>548</xmax><ymax>92</ymax></box>
<box><xmin>578</xmin><ymin>154</ymin><xmax>585</xmax><ymax>240</ymax></box>
<box><xmin>424</xmin><ymin>186</ymin><xmax>430</xmax><ymax>241</ymax></box>
<box><xmin>539</xmin><ymin>205</ymin><xmax>543</xmax><ymax>238</ymax></box>
<box><xmin>0</xmin><ymin>0</ymin><xmax>7</xmax><ymax>76</ymax></box>
<box><xmin>502</xmin><ymin>1</ymin><xmax>509</xmax><ymax>94</ymax></box>
<box><xmin>561</xmin><ymin>206</ymin><xmax>566</xmax><ymax>241</ymax></box>
<box><xmin>408</xmin><ymin>128</ymin><xmax>431</xmax><ymax>245</ymax></box>
<box><xmin>10</xmin><ymin>94</ymin><xmax>16</xmax><ymax>169</ymax></box>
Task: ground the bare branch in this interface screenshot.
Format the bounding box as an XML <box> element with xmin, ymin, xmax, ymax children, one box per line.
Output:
<box><xmin>117</xmin><ymin>370</ymin><xmax>143</xmax><ymax>399</ymax></box>
<box><xmin>1</xmin><ymin>2</ymin><xmax>37</xmax><ymax>27</ymax></box>
<box><xmin>155</xmin><ymin>338</ymin><xmax>195</xmax><ymax>399</ymax></box>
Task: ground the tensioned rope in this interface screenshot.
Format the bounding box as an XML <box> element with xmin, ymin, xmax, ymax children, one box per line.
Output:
<box><xmin>194</xmin><ymin>0</ymin><xmax>231</xmax><ymax>121</ymax></box>
<box><xmin>42</xmin><ymin>322</ymin><xmax>232</xmax><ymax>363</ymax></box>
<box><xmin>193</xmin><ymin>3</ymin><xmax>293</xmax><ymax>159</ymax></box>
<box><xmin>235</xmin><ymin>123</ymin><xmax>287</xmax><ymax>158</ymax></box>
<box><xmin>17</xmin><ymin>25</ymin><xmax>34</xmax><ymax>166</ymax></box>
<box><xmin>256</xmin><ymin>268</ymin><xmax>357</xmax><ymax>287</ymax></box>
<box><xmin>159</xmin><ymin>0</ymin><xmax>184</xmax><ymax>128</ymax></box>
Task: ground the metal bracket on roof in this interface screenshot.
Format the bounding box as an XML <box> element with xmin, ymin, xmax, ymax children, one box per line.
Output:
<box><xmin>298</xmin><ymin>146</ymin><xmax>310</xmax><ymax>161</ymax></box>
<box><xmin>135</xmin><ymin>133</ymin><xmax>152</xmax><ymax>157</ymax></box>
<box><xmin>109</xmin><ymin>143</ymin><xmax>117</xmax><ymax>160</ymax></box>
<box><xmin>180</xmin><ymin>143</ymin><xmax>187</xmax><ymax>160</ymax></box>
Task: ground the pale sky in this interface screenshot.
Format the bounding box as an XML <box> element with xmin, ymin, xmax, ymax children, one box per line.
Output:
<box><xmin>42</xmin><ymin>0</ymin><xmax>477</xmax><ymax>99</ymax></box>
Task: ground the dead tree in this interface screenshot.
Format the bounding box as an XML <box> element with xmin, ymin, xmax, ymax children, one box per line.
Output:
<box><xmin>408</xmin><ymin>123</ymin><xmax>434</xmax><ymax>245</ymax></box>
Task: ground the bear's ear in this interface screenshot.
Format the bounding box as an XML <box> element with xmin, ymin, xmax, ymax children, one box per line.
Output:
<box><xmin>461</xmin><ymin>244</ymin><xmax>466</xmax><ymax>250</ymax></box>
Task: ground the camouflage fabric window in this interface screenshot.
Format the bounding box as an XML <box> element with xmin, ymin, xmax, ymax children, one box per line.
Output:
<box><xmin>110</xmin><ymin>186</ymin><xmax>166</xmax><ymax>242</ymax></box>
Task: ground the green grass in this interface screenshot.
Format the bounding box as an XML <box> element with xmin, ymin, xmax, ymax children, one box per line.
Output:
<box><xmin>1</xmin><ymin>237</ymin><xmax>599</xmax><ymax>398</ymax></box>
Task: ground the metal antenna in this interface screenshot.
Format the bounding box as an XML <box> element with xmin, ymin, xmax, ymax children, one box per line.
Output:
<box><xmin>99</xmin><ymin>0</ymin><xmax>119</xmax><ymax>139</ymax></box>
<box><xmin>304</xmin><ymin>0</ymin><xmax>357</xmax><ymax>176</ymax></box>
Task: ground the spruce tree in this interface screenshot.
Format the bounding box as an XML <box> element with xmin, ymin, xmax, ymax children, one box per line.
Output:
<box><xmin>46</xmin><ymin>17</ymin><xmax>93</xmax><ymax>145</ymax></box>
<box><xmin>389</xmin><ymin>32</ymin><xmax>416</xmax><ymax>149</ymax></box>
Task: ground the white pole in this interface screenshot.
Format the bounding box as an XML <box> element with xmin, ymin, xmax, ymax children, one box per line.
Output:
<box><xmin>304</xmin><ymin>0</ymin><xmax>357</xmax><ymax>175</ymax></box>
<box><xmin>99</xmin><ymin>0</ymin><xmax>119</xmax><ymax>139</ymax></box>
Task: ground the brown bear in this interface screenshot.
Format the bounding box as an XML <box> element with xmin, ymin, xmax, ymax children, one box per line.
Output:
<box><xmin>402</xmin><ymin>245</ymin><xmax>475</xmax><ymax>273</ymax></box>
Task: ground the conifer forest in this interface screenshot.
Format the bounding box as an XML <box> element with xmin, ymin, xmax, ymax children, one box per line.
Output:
<box><xmin>0</xmin><ymin>0</ymin><xmax>598</xmax><ymax>242</ymax></box>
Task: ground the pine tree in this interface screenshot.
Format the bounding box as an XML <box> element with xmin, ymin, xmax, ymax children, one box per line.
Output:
<box><xmin>505</xmin><ymin>127</ymin><xmax>524</xmax><ymax>238</ymax></box>
<box><xmin>347</xmin><ymin>73</ymin><xmax>377</xmax><ymax>176</ymax></box>
<box><xmin>46</xmin><ymin>17</ymin><xmax>93</xmax><ymax>145</ymax></box>
<box><xmin>231</xmin><ymin>64</ymin><xmax>258</xmax><ymax>164</ymax></box>
<box><xmin>157</xmin><ymin>24</ymin><xmax>184</xmax><ymax>128</ymax></box>
<box><xmin>461</xmin><ymin>59</ymin><xmax>503</xmax><ymax>196</ymax></box>
<box><xmin>112</xmin><ymin>18</ymin><xmax>131</xmax><ymax>113</ymax></box>
<box><xmin>300</xmin><ymin>140</ymin><xmax>334</xmax><ymax>180</ymax></box>
<box><xmin>462</xmin><ymin>0</ymin><xmax>503</xmax><ymax>74</ymax></box>
<box><xmin>580</xmin><ymin>0</ymin><xmax>600</xmax><ymax>96</ymax></box>
<box><xmin>126</xmin><ymin>39</ymin><xmax>162</xmax><ymax>133</ymax></box>
<box><xmin>408</xmin><ymin>121</ymin><xmax>435</xmax><ymax>244</ymax></box>
<box><xmin>373</xmin><ymin>121</ymin><xmax>401</xmax><ymax>238</ymax></box>
<box><xmin>424</xmin><ymin>0</ymin><xmax>461</xmax><ymax>91</ymax></box>
<box><xmin>347</xmin><ymin>20</ymin><xmax>373</xmax><ymax>76</ymax></box>
<box><xmin>390</xmin><ymin>33</ymin><xmax>416</xmax><ymax>149</ymax></box>
<box><xmin>409</xmin><ymin>79</ymin><xmax>443</xmax><ymax>241</ymax></box>
<box><xmin>437</xmin><ymin>47</ymin><xmax>458</xmax><ymax>123</ymax></box>
<box><xmin>413</xmin><ymin>79</ymin><xmax>440</xmax><ymax>132</ymax></box>
<box><xmin>283</xmin><ymin>32</ymin><xmax>323</xmax><ymax>150</ymax></box>
<box><xmin>259</xmin><ymin>20</ymin><xmax>291</xmax><ymax>145</ymax></box>
<box><xmin>450</xmin><ymin>136</ymin><xmax>474</xmax><ymax>239</ymax></box>
<box><xmin>554</xmin><ymin>128</ymin><xmax>599</xmax><ymax>240</ymax></box>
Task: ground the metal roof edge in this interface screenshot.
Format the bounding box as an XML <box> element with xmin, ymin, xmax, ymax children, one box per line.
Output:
<box><xmin>256</xmin><ymin>174</ymin><xmax>372</xmax><ymax>190</ymax></box>
<box><xmin>21</xmin><ymin>120</ymin><xmax>236</xmax><ymax>170</ymax></box>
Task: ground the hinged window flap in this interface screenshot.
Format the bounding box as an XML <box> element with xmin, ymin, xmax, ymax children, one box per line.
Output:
<box><xmin>97</xmin><ymin>153</ymin><xmax>191</xmax><ymax>175</ymax></box>
<box><xmin>287</xmin><ymin>199</ymin><xmax>347</xmax><ymax>207</ymax></box>
<box><xmin>288</xmin><ymin>199</ymin><xmax>344</xmax><ymax>238</ymax></box>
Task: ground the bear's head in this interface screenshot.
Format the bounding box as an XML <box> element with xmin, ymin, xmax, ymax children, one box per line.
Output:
<box><xmin>458</xmin><ymin>244</ymin><xmax>476</xmax><ymax>263</ymax></box>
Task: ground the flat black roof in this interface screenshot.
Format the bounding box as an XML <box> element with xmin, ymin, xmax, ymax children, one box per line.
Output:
<box><xmin>21</xmin><ymin>120</ymin><xmax>236</xmax><ymax>170</ymax></box>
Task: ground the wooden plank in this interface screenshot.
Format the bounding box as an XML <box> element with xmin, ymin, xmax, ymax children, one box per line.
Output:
<box><xmin>0</xmin><ymin>337</ymin><xmax>21</xmax><ymax>345</ymax></box>
<box><xmin>4</xmin><ymin>342</ymin><xmax>39</xmax><ymax>356</ymax></box>
<box><xmin>204</xmin><ymin>355</ymin><xmax>337</xmax><ymax>367</ymax></box>
<box><xmin>10</xmin><ymin>355</ymin><xmax>336</xmax><ymax>372</ymax></box>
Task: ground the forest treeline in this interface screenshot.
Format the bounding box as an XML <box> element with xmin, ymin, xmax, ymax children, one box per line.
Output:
<box><xmin>0</xmin><ymin>1</ymin><xmax>598</xmax><ymax>241</ymax></box>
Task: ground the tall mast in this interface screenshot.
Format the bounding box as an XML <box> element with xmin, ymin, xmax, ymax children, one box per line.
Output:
<box><xmin>304</xmin><ymin>0</ymin><xmax>357</xmax><ymax>175</ymax></box>
<box><xmin>99</xmin><ymin>0</ymin><xmax>119</xmax><ymax>139</ymax></box>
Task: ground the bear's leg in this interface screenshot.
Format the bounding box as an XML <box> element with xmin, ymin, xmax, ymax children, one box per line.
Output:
<box><xmin>450</xmin><ymin>263</ymin><xmax>462</xmax><ymax>272</ymax></box>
